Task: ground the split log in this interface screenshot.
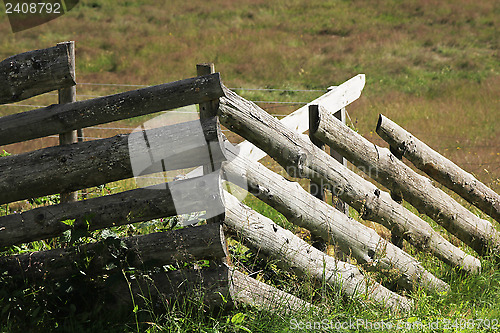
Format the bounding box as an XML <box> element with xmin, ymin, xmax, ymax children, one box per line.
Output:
<box><xmin>0</xmin><ymin>223</ymin><xmax>227</xmax><ymax>283</ymax></box>
<box><xmin>0</xmin><ymin>43</ymin><xmax>75</xmax><ymax>104</ymax></box>
<box><xmin>377</xmin><ymin>114</ymin><xmax>500</xmax><ymax>224</ymax></box>
<box><xmin>0</xmin><ymin>117</ymin><xmax>226</xmax><ymax>205</ymax></box>
<box><xmin>0</xmin><ymin>73</ymin><xmax>223</xmax><ymax>145</ymax></box>
<box><xmin>217</xmin><ymin>87</ymin><xmax>477</xmax><ymax>274</ymax></box>
<box><xmin>311</xmin><ymin>107</ymin><xmax>498</xmax><ymax>257</ymax></box>
<box><xmin>223</xmin><ymin>191</ymin><xmax>414</xmax><ymax>312</ymax></box>
<box><xmin>222</xmin><ymin>144</ymin><xmax>452</xmax><ymax>290</ymax></box>
<box><xmin>0</xmin><ymin>171</ymin><xmax>224</xmax><ymax>247</ymax></box>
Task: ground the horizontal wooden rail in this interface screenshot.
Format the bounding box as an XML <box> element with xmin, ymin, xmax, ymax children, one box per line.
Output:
<box><xmin>0</xmin><ymin>171</ymin><xmax>224</xmax><ymax>247</ymax></box>
<box><xmin>0</xmin><ymin>223</ymin><xmax>227</xmax><ymax>283</ymax></box>
<box><xmin>377</xmin><ymin>114</ymin><xmax>500</xmax><ymax>224</ymax></box>
<box><xmin>312</xmin><ymin>107</ymin><xmax>499</xmax><ymax>257</ymax></box>
<box><xmin>222</xmin><ymin>144</ymin><xmax>454</xmax><ymax>289</ymax></box>
<box><xmin>217</xmin><ymin>86</ymin><xmax>478</xmax><ymax>273</ymax></box>
<box><xmin>0</xmin><ymin>73</ymin><xmax>223</xmax><ymax>146</ymax></box>
<box><xmin>0</xmin><ymin>117</ymin><xmax>225</xmax><ymax>205</ymax></box>
<box><xmin>223</xmin><ymin>191</ymin><xmax>413</xmax><ymax>312</ymax></box>
<box><xmin>0</xmin><ymin>43</ymin><xmax>76</xmax><ymax>104</ymax></box>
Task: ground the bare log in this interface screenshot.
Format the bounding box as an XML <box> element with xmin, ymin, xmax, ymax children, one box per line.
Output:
<box><xmin>222</xmin><ymin>144</ymin><xmax>452</xmax><ymax>291</ymax></box>
<box><xmin>0</xmin><ymin>171</ymin><xmax>224</xmax><ymax>247</ymax></box>
<box><xmin>0</xmin><ymin>73</ymin><xmax>223</xmax><ymax>145</ymax></box>
<box><xmin>58</xmin><ymin>41</ymin><xmax>79</xmax><ymax>203</ymax></box>
<box><xmin>0</xmin><ymin>43</ymin><xmax>75</xmax><ymax>104</ymax></box>
<box><xmin>377</xmin><ymin>114</ymin><xmax>500</xmax><ymax>224</ymax></box>
<box><xmin>217</xmin><ymin>87</ymin><xmax>476</xmax><ymax>275</ymax></box>
<box><xmin>229</xmin><ymin>269</ymin><xmax>317</xmax><ymax>314</ymax></box>
<box><xmin>0</xmin><ymin>117</ymin><xmax>226</xmax><ymax>205</ymax></box>
<box><xmin>312</xmin><ymin>107</ymin><xmax>498</xmax><ymax>257</ymax></box>
<box><xmin>197</xmin><ymin>63</ymin><xmax>224</xmax><ymax>224</ymax></box>
<box><xmin>223</xmin><ymin>191</ymin><xmax>414</xmax><ymax>312</ymax></box>
<box><xmin>0</xmin><ymin>223</ymin><xmax>227</xmax><ymax>283</ymax></box>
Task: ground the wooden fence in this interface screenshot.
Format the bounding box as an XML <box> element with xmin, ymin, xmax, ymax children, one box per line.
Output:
<box><xmin>0</xmin><ymin>43</ymin><xmax>315</xmax><ymax>316</ymax></box>
<box><xmin>2</xmin><ymin>42</ymin><xmax>499</xmax><ymax>318</ymax></box>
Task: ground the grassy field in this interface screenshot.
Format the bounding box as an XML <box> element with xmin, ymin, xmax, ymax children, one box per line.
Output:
<box><xmin>0</xmin><ymin>0</ymin><xmax>499</xmax><ymax>331</ymax></box>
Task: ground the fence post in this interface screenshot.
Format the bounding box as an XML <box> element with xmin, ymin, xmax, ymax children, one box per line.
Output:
<box><xmin>197</xmin><ymin>63</ymin><xmax>223</xmax><ymax>225</ymax></box>
<box><xmin>389</xmin><ymin>146</ymin><xmax>404</xmax><ymax>248</ymax></box>
<box><xmin>327</xmin><ymin>86</ymin><xmax>349</xmax><ymax>216</ymax></box>
<box><xmin>308</xmin><ymin>104</ymin><xmax>325</xmax><ymax>201</ymax></box>
<box><xmin>58</xmin><ymin>41</ymin><xmax>78</xmax><ymax>203</ymax></box>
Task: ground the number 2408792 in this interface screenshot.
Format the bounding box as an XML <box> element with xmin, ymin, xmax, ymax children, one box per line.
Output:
<box><xmin>5</xmin><ymin>2</ymin><xmax>62</xmax><ymax>14</ymax></box>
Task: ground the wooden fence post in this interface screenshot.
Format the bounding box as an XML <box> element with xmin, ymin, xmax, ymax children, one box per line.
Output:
<box><xmin>308</xmin><ymin>104</ymin><xmax>325</xmax><ymax>201</ymax></box>
<box><xmin>197</xmin><ymin>63</ymin><xmax>223</xmax><ymax>224</ymax></box>
<box><xmin>308</xmin><ymin>104</ymin><xmax>328</xmax><ymax>250</ymax></box>
<box><xmin>327</xmin><ymin>86</ymin><xmax>349</xmax><ymax>216</ymax></box>
<box><xmin>57</xmin><ymin>41</ymin><xmax>78</xmax><ymax>203</ymax></box>
<box><xmin>389</xmin><ymin>146</ymin><xmax>404</xmax><ymax>248</ymax></box>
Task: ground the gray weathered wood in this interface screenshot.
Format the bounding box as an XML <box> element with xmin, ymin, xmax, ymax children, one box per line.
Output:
<box><xmin>58</xmin><ymin>41</ymin><xmax>79</xmax><ymax>203</ymax></box>
<box><xmin>0</xmin><ymin>171</ymin><xmax>224</xmax><ymax>247</ymax></box>
<box><xmin>312</xmin><ymin>107</ymin><xmax>499</xmax><ymax>257</ymax></box>
<box><xmin>0</xmin><ymin>73</ymin><xmax>223</xmax><ymax>146</ymax></box>
<box><xmin>0</xmin><ymin>223</ymin><xmax>227</xmax><ymax>283</ymax></box>
<box><xmin>217</xmin><ymin>87</ymin><xmax>480</xmax><ymax>273</ymax></box>
<box><xmin>377</xmin><ymin>114</ymin><xmax>500</xmax><ymax>224</ymax></box>
<box><xmin>327</xmin><ymin>85</ymin><xmax>350</xmax><ymax>215</ymax></box>
<box><xmin>222</xmin><ymin>146</ymin><xmax>453</xmax><ymax>290</ymax></box>
<box><xmin>0</xmin><ymin>117</ymin><xmax>226</xmax><ymax>205</ymax></box>
<box><xmin>0</xmin><ymin>43</ymin><xmax>76</xmax><ymax>104</ymax></box>
<box><xmin>223</xmin><ymin>191</ymin><xmax>414</xmax><ymax>312</ymax></box>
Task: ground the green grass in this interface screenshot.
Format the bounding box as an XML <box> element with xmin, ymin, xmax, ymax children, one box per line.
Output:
<box><xmin>0</xmin><ymin>0</ymin><xmax>499</xmax><ymax>331</ymax></box>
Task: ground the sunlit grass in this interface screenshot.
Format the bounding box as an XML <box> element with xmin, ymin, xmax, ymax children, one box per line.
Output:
<box><xmin>0</xmin><ymin>0</ymin><xmax>499</xmax><ymax>331</ymax></box>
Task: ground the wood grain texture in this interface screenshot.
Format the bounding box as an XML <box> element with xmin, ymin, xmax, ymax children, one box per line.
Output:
<box><xmin>217</xmin><ymin>87</ymin><xmax>478</xmax><ymax>274</ymax></box>
<box><xmin>0</xmin><ymin>73</ymin><xmax>223</xmax><ymax>145</ymax></box>
<box><xmin>0</xmin><ymin>223</ymin><xmax>227</xmax><ymax>283</ymax></box>
<box><xmin>58</xmin><ymin>41</ymin><xmax>79</xmax><ymax>203</ymax></box>
<box><xmin>0</xmin><ymin>43</ymin><xmax>75</xmax><ymax>104</ymax></box>
<box><xmin>223</xmin><ymin>191</ymin><xmax>414</xmax><ymax>312</ymax></box>
<box><xmin>377</xmin><ymin>114</ymin><xmax>500</xmax><ymax>226</ymax></box>
<box><xmin>222</xmin><ymin>146</ymin><xmax>451</xmax><ymax>291</ymax></box>
<box><xmin>0</xmin><ymin>117</ymin><xmax>225</xmax><ymax>205</ymax></box>
<box><xmin>0</xmin><ymin>171</ymin><xmax>224</xmax><ymax>247</ymax></box>
<box><xmin>314</xmin><ymin>108</ymin><xmax>497</xmax><ymax>258</ymax></box>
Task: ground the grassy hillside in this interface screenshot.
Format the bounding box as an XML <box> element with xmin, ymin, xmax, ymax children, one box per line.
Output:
<box><xmin>0</xmin><ymin>0</ymin><xmax>499</xmax><ymax>331</ymax></box>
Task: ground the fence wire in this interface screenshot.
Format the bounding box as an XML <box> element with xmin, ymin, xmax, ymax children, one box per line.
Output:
<box><xmin>0</xmin><ymin>82</ymin><xmax>497</xmax><ymax>175</ymax></box>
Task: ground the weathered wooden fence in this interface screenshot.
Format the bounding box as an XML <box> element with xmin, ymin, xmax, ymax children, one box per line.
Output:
<box><xmin>0</xmin><ymin>43</ymin><xmax>316</xmax><ymax>316</ymax></box>
<box><xmin>2</xmin><ymin>43</ymin><xmax>499</xmax><ymax>318</ymax></box>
